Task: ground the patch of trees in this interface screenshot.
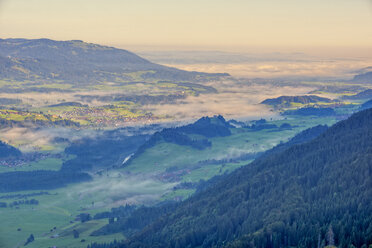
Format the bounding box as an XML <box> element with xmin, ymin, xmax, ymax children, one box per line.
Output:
<box><xmin>0</xmin><ymin>118</ymin><xmax>18</xmax><ymax>128</ymax></box>
<box><xmin>351</xmin><ymin>71</ymin><xmax>372</xmax><ymax>83</ymax></box>
<box><xmin>78</xmin><ymin>93</ymin><xmax>187</xmax><ymax>105</ymax></box>
<box><xmin>24</xmin><ymin>234</ymin><xmax>34</xmax><ymax>246</ymax></box>
<box><xmin>73</xmin><ymin>229</ymin><xmax>80</xmax><ymax>238</ymax></box>
<box><xmin>93</xmin><ymin>205</ymin><xmax>136</xmax><ymax>220</ymax></box>
<box><xmin>343</xmin><ymin>89</ymin><xmax>372</xmax><ymax>100</ymax></box>
<box><xmin>176</xmin><ymin>115</ymin><xmax>233</xmax><ymax>138</ymax></box>
<box><xmin>0</xmin><ymin>170</ymin><xmax>91</xmax><ymax>193</ymax></box>
<box><xmin>100</xmin><ymin>108</ymin><xmax>372</xmax><ymax>248</ymax></box>
<box><xmin>284</xmin><ymin>107</ymin><xmax>336</xmax><ymax>116</ymax></box>
<box><xmin>279</xmin><ymin>123</ymin><xmax>292</xmax><ymax>129</ymax></box>
<box><xmin>0</xmin><ymin>115</ymin><xmax>80</xmax><ymax>128</ymax></box>
<box><xmin>87</xmin><ymin>240</ymin><xmax>121</xmax><ymax>248</ymax></box>
<box><xmin>48</xmin><ymin>101</ymin><xmax>87</xmax><ymax>107</ymax></box>
<box><xmin>0</xmin><ymin>191</ymin><xmax>50</xmax><ymax>200</ymax></box>
<box><xmin>78</xmin><ymin>213</ymin><xmax>92</xmax><ymax>223</ymax></box>
<box><xmin>132</xmin><ymin>129</ymin><xmax>211</xmax><ymax>158</ymax></box>
<box><xmin>261</xmin><ymin>124</ymin><xmax>328</xmax><ymax>158</ymax></box>
<box><xmin>90</xmin><ymin>204</ymin><xmax>177</xmax><ymax>237</ymax></box>
<box><xmin>0</xmin><ymin>86</ymin><xmax>72</xmax><ymax>94</ymax></box>
<box><xmin>196</xmin><ymin>152</ymin><xmax>259</xmax><ymax>166</ymax></box>
<box><xmin>243</xmin><ymin>119</ymin><xmax>294</xmax><ymax>131</ymax></box>
<box><xmin>0</xmin><ymin>97</ymin><xmax>22</xmax><ymax>105</ymax></box>
<box><xmin>246</xmin><ymin>123</ymin><xmax>277</xmax><ymax>131</ymax></box>
<box><xmin>361</xmin><ymin>99</ymin><xmax>372</xmax><ymax>110</ymax></box>
<box><xmin>0</xmin><ymin>140</ymin><xmax>22</xmax><ymax>158</ymax></box>
<box><xmin>7</xmin><ymin>199</ymin><xmax>39</xmax><ymax>207</ymax></box>
<box><xmin>62</xmin><ymin>133</ymin><xmax>148</xmax><ymax>172</ymax></box>
<box><xmin>261</xmin><ymin>95</ymin><xmax>335</xmax><ymax>106</ymax></box>
<box><xmin>124</xmin><ymin>116</ymin><xmax>232</xmax><ymax>167</ymax></box>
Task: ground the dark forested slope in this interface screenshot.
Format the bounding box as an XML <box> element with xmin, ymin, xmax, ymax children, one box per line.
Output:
<box><xmin>120</xmin><ymin>108</ymin><xmax>372</xmax><ymax>248</ymax></box>
<box><xmin>261</xmin><ymin>95</ymin><xmax>335</xmax><ymax>106</ymax></box>
<box><xmin>361</xmin><ymin>99</ymin><xmax>372</xmax><ymax>110</ymax></box>
<box><xmin>123</xmin><ymin>115</ymin><xmax>232</xmax><ymax>167</ymax></box>
<box><xmin>343</xmin><ymin>89</ymin><xmax>372</xmax><ymax>100</ymax></box>
<box><xmin>352</xmin><ymin>71</ymin><xmax>372</xmax><ymax>83</ymax></box>
<box><xmin>0</xmin><ymin>140</ymin><xmax>22</xmax><ymax>158</ymax></box>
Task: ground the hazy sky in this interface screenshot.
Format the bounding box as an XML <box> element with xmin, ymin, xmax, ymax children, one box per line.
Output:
<box><xmin>0</xmin><ymin>0</ymin><xmax>371</xmax><ymax>51</ymax></box>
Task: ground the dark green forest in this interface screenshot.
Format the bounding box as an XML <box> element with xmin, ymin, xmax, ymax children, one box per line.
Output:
<box><xmin>0</xmin><ymin>140</ymin><xmax>22</xmax><ymax>158</ymax></box>
<box><xmin>361</xmin><ymin>99</ymin><xmax>372</xmax><ymax>110</ymax></box>
<box><xmin>284</xmin><ymin>107</ymin><xmax>336</xmax><ymax>116</ymax></box>
<box><xmin>0</xmin><ymin>170</ymin><xmax>91</xmax><ymax>193</ymax></box>
<box><xmin>261</xmin><ymin>95</ymin><xmax>335</xmax><ymax>106</ymax></box>
<box><xmin>124</xmin><ymin>115</ymin><xmax>232</xmax><ymax>167</ymax></box>
<box><xmin>91</xmin><ymin>108</ymin><xmax>372</xmax><ymax>248</ymax></box>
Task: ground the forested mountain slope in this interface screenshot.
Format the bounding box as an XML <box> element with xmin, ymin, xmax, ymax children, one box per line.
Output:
<box><xmin>361</xmin><ymin>99</ymin><xmax>372</xmax><ymax>110</ymax></box>
<box><xmin>261</xmin><ymin>95</ymin><xmax>335</xmax><ymax>106</ymax></box>
<box><xmin>120</xmin><ymin>108</ymin><xmax>372</xmax><ymax>248</ymax></box>
<box><xmin>0</xmin><ymin>140</ymin><xmax>22</xmax><ymax>158</ymax></box>
<box><xmin>352</xmin><ymin>71</ymin><xmax>372</xmax><ymax>83</ymax></box>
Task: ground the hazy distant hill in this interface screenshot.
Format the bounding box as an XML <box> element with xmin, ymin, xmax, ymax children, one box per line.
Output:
<box><xmin>352</xmin><ymin>71</ymin><xmax>372</xmax><ymax>83</ymax></box>
<box><xmin>342</xmin><ymin>89</ymin><xmax>372</xmax><ymax>100</ymax></box>
<box><xmin>0</xmin><ymin>38</ymin><xmax>229</xmax><ymax>84</ymax></box>
<box><xmin>261</xmin><ymin>95</ymin><xmax>335</xmax><ymax>106</ymax></box>
<box><xmin>283</xmin><ymin>106</ymin><xmax>336</xmax><ymax>116</ymax></box>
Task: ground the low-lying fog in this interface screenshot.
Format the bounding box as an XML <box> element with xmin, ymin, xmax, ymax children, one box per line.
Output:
<box><xmin>139</xmin><ymin>50</ymin><xmax>372</xmax><ymax>79</ymax></box>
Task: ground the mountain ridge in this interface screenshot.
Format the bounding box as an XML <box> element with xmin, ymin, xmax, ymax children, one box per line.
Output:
<box><xmin>0</xmin><ymin>38</ymin><xmax>230</xmax><ymax>84</ymax></box>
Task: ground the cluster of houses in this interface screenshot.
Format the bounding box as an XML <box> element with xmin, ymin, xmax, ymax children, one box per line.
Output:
<box><xmin>0</xmin><ymin>153</ymin><xmax>55</xmax><ymax>170</ymax></box>
<box><xmin>59</xmin><ymin>107</ymin><xmax>158</xmax><ymax>126</ymax></box>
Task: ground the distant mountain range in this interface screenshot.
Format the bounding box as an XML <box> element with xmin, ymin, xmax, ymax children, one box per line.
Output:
<box><xmin>0</xmin><ymin>38</ymin><xmax>229</xmax><ymax>84</ymax></box>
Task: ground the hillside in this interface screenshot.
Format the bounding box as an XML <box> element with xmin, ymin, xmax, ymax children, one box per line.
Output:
<box><xmin>124</xmin><ymin>115</ymin><xmax>233</xmax><ymax>166</ymax></box>
<box><xmin>361</xmin><ymin>99</ymin><xmax>372</xmax><ymax>110</ymax></box>
<box><xmin>0</xmin><ymin>140</ymin><xmax>22</xmax><ymax>158</ymax></box>
<box><xmin>343</xmin><ymin>89</ymin><xmax>372</xmax><ymax>100</ymax></box>
<box><xmin>261</xmin><ymin>95</ymin><xmax>335</xmax><ymax>106</ymax></box>
<box><xmin>0</xmin><ymin>108</ymin><xmax>80</xmax><ymax>128</ymax></box>
<box><xmin>352</xmin><ymin>71</ymin><xmax>372</xmax><ymax>83</ymax></box>
<box><xmin>0</xmin><ymin>38</ymin><xmax>228</xmax><ymax>86</ymax></box>
<box><xmin>118</xmin><ymin>108</ymin><xmax>372</xmax><ymax>248</ymax></box>
<box><xmin>283</xmin><ymin>107</ymin><xmax>336</xmax><ymax>116</ymax></box>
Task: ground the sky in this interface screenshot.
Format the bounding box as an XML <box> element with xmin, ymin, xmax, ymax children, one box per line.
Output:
<box><xmin>0</xmin><ymin>0</ymin><xmax>371</xmax><ymax>53</ymax></box>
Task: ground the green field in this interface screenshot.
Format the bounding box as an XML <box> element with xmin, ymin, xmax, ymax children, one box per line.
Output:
<box><xmin>0</xmin><ymin>158</ymin><xmax>64</xmax><ymax>173</ymax></box>
<box><xmin>123</xmin><ymin>115</ymin><xmax>337</xmax><ymax>176</ymax></box>
<box><xmin>0</xmin><ymin>114</ymin><xmax>342</xmax><ymax>248</ymax></box>
<box><xmin>0</xmin><ymin>181</ymin><xmax>127</xmax><ymax>248</ymax></box>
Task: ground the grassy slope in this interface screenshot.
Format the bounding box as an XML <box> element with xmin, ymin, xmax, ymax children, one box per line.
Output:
<box><xmin>0</xmin><ymin>116</ymin><xmax>338</xmax><ymax>248</ymax></box>
<box><xmin>123</xmin><ymin>116</ymin><xmax>337</xmax><ymax>176</ymax></box>
<box><xmin>0</xmin><ymin>158</ymin><xmax>63</xmax><ymax>173</ymax></box>
<box><xmin>0</xmin><ymin>183</ymin><xmax>125</xmax><ymax>248</ymax></box>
